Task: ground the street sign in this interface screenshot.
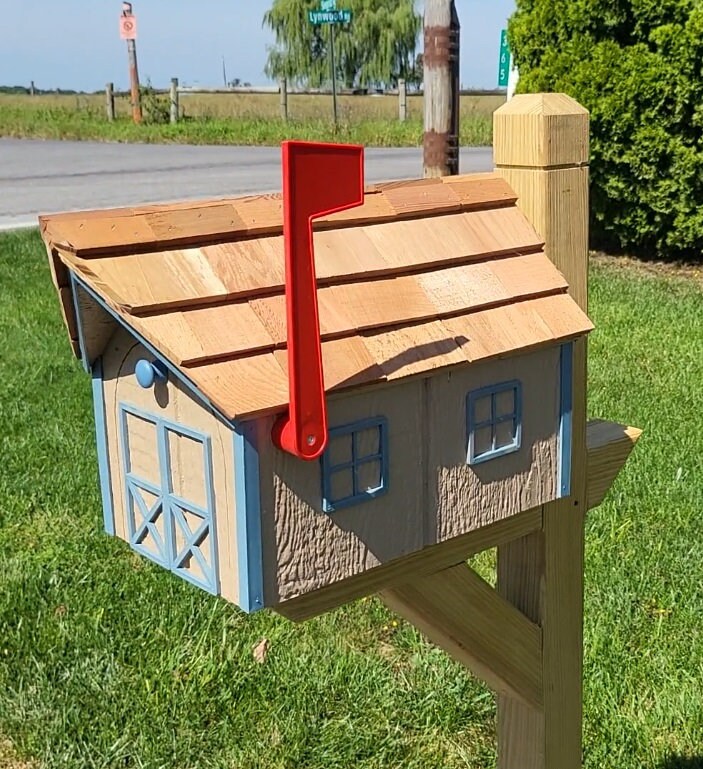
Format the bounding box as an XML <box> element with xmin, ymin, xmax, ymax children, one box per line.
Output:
<box><xmin>120</xmin><ymin>14</ymin><xmax>137</xmax><ymax>40</ymax></box>
<box><xmin>308</xmin><ymin>9</ymin><xmax>352</xmax><ymax>24</ymax></box>
<box><xmin>307</xmin><ymin>1</ymin><xmax>352</xmax><ymax>126</ymax></box>
<box><xmin>498</xmin><ymin>29</ymin><xmax>510</xmax><ymax>88</ymax></box>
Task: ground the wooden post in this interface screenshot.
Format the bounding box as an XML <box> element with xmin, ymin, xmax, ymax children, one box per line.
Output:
<box><xmin>329</xmin><ymin>24</ymin><xmax>338</xmax><ymax>128</ymax></box>
<box><xmin>493</xmin><ymin>93</ymin><xmax>590</xmax><ymax>769</ymax></box>
<box><xmin>423</xmin><ymin>0</ymin><xmax>460</xmax><ymax>177</ymax></box>
<box><xmin>105</xmin><ymin>82</ymin><xmax>115</xmax><ymax>122</ymax></box>
<box><xmin>398</xmin><ymin>78</ymin><xmax>407</xmax><ymax>122</ymax></box>
<box><xmin>170</xmin><ymin>78</ymin><xmax>179</xmax><ymax>124</ymax></box>
<box><xmin>279</xmin><ymin>77</ymin><xmax>288</xmax><ymax>121</ymax></box>
<box><xmin>127</xmin><ymin>37</ymin><xmax>142</xmax><ymax>123</ymax></box>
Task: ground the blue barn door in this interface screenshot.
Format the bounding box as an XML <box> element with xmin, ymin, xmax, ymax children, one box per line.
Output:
<box><xmin>119</xmin><ymin>403</ymin><xmax>219</xmax><ymax>595</ymax></box>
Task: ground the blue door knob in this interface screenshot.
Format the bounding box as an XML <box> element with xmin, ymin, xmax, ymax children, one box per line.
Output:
<box><xmin>135</xmin><ymin>359</ymin><xmax>168</xmax><ymax>389</ymax></box>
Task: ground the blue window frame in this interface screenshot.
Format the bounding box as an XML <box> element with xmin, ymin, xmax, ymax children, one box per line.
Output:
<box><xmin>321</xmin><ymin>417</ymin><xmax>389</xmax><ymax>513</ymax></box>
<box><xmin>467</xmin><ymin>380</ymin><xmax>522</xmax><ymax>465</ymax></box>
<box><xmin>119</xmin><ymin>403</ymin><xmax>219</xmax><ymax>595</ymax></box>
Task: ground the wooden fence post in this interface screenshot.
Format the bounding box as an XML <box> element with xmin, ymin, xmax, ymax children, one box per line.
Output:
<box><xmin>170</xmin><ymin>78</ymin><xmax>179</xmax><ymax>124</ymax></box>
<box><xmin>398</xmin><ymin>78</ymin><xmax>407</xmax><ymax>122</ymax></box>
<box><xmin>493</xmin><ymin>93</ymin><xmax>590</xmax><ymax>769</ymax></box>
<box><xmin>105</xmin><ymin>82</ymin><xmax>115</xmax><ymax>122</ymax></box>
<box><xmin>279</xmin><ymin>77</ymin><xmax>288</xmax><ymax>121</ymax></box>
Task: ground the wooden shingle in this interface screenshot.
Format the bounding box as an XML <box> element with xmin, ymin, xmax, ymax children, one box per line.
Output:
<box><xmin>40</xmin><ymin>172</ymin><xmax>593</xmax><ymax>421</ymax></box>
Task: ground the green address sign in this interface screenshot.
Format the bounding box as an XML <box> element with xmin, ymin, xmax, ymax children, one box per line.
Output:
<box><xmin>498</xmin><ymin>29</ymin><xmax>511</xmax><ymax>88</ymax></box>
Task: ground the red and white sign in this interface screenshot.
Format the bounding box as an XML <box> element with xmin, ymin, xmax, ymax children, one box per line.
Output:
<box><xmin>120</xmin><ymin>14</ymin><xmax>137</xmax><ymax>40</ymax></box>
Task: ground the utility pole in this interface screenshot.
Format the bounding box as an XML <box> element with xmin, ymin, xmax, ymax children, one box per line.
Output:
<box><xmin>423</xmin><ymin>0</ymin><xmax>460</xmax><ymax>177</ymax></box>
<box><xmin>120</xmin><ymin>2</ymin><xmax>142</xmax><ymax>124</ymax></box>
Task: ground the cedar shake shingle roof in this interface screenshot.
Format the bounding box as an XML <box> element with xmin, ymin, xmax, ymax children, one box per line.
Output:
<box><xmin>41</xmin><ymin>172</ymin><xmax>593</xmax><ymax>421</ymax></box>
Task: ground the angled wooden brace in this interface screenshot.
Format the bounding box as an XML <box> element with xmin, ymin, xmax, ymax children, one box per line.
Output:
<box><xmin>382</xmin><ymin>562</ymin><xmax>543</xmax><ymax>709</ymax></box>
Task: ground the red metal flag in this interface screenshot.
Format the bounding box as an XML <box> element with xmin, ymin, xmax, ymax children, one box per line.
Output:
<box><xmin>272</xmin><ymin>141</ymin><xmax>365</xmax><ymax>460</ymax></box>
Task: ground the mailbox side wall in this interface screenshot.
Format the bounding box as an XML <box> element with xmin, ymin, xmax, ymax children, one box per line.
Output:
<box><xmin>258</xmin><ymin>382</ymin><xmax>426</xmax><ymax>605</ymax></box>
<box><xmin>259</xmin><ymin>346</ymin><xmax>561</xmax><ymax>606</ymax></box>
<box><xmin>428</xmin><ymin>345</ymin><xmax>560</xmax><ymax>542</ymax></box>
<box><xmin>101</xmin><ymin>327</ymin><xmax>241</xmax><ymax>605</ymax></box>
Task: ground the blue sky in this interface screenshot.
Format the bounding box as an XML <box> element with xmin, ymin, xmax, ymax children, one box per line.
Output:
<box><xmin>0</xmin><ymin>1</ymin><xmax>515</xmax><ymax>92</ymax></box>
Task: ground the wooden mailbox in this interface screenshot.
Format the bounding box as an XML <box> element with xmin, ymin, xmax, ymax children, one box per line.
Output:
<box><xmin>40</xmin><ymin>94</ymin><xmax>639</xmax><ymax>768</ymax></box>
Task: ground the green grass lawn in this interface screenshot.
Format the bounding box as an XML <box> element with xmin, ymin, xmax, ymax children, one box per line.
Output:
<box><xmin>1</xmin><ymin>231</ymin><xmax>702</xmax><ymax>768</ymax></box>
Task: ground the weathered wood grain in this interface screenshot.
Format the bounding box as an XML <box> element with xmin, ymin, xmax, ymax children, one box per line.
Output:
<box><xmin>73</xmin><ymin>284</ymin><xmax>120</xmax><ymax>365</ymax></box>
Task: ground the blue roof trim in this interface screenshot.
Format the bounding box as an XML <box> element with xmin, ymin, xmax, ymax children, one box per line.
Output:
<box><xmin>234</xmin><ymin>422</ymin><xmax>265</xmax><ymax>613</ymax></box>
<box><xmin>69</xmin><ymin>273</ymin><xmax>91</xmax><ymax>373</ymax></box>
<box><xmin>91</xmin><ymin>357</ymin><xmax>115</xmax><ymax>536</ymax></box>
<box><xmin>558</xmin><ymin>342</ymin><xmax>573</xmax><ymax>498</ymax></box>
<box><xmin>71</xmin><ymin>274</ymin><xmax>233</xmax><ymax>427</ymax></box>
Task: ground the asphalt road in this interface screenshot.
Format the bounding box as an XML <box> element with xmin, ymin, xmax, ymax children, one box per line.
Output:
<box><xmin>0</xmin><ymin>139</ymin><xmax>493</xmax><ymax>230</ymax></box>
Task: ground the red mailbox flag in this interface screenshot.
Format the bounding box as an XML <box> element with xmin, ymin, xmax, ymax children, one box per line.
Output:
<box><xmin>272</xmin><ymin>141</ymin><xmax>365</xmax><ymax>460</ymax></box>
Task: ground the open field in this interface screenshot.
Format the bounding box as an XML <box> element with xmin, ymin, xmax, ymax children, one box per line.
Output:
<box><xmin>0</xmin><ymin>92</ymin><xmax>500</xmax><ymax>147</ymax></box>
<box><xmin>0</xmin><ymin>91</ymin><xmax>504</xmax><ymax>122</ymax></box>
<box><xmin>1</xmin><ymin>230</ymin><xmax>702</xmax><ymax>768</ymax></box>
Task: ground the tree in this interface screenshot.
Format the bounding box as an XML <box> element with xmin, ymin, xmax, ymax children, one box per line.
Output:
<box><xmin>509</xmin><ymin>0</ymin><xmax>703</xmax><ymax>260</ymax></box>
<box><xmin>407</xmin><ymin>53</ymin><xmax>423</xmax><ymax>90</ymax></box>
<box><xmin>263</xmin><ymin>0</ymin><xmax>421</xmax><ymax>90</ymax></box>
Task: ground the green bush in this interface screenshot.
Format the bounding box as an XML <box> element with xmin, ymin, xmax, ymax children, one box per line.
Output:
<box><xmin>140</xmin><ymin>82</ymin><xmax>171</xmax><ymax>125</ymax></box>
<box><xmin>509</xmin><ymin>0</ymin><xmax>703</xmax><ymax>260</ymax></box>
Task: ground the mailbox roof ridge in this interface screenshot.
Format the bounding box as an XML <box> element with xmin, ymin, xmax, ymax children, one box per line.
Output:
<box><xmin>39</xmin><ymin>172</ymin><xmax>517</xmax><ymax>258</ymax></box>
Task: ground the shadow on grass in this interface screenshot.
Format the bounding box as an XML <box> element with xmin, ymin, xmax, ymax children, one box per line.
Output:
<box><xmin>659</xmin><ymin>756</ymin><xmax>703</xmax><ymax>769</ymax></box>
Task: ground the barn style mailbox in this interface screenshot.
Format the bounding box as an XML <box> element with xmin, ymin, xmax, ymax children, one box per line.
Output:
<box><xmin>40</xmin><ymin>95</ymin><xmax>639</xmax><ymax>769</ymax></box>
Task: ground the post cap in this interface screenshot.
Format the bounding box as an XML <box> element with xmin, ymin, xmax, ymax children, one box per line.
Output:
<box><xmin>493</xmin><ymin>93</ymin><xmax>589</xmax><ymax>169</ymax></box>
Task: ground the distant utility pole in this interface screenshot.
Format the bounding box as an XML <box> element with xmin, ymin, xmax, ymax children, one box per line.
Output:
<box><xmin>222</xmin><ymin>56</ymin><xmax>228</xmax><ymax>88</ymax></box>
<box><xmin>423</xmin><ymin>0</ymin><xmax>460</xmax><ymax>177</ymax></box>
<box><xmin>120</xmin><ymin>1</ymin><xmax>142</xmax><ymax>124</ymax></box>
